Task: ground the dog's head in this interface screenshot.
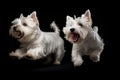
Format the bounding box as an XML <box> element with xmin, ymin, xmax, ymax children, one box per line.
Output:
<box><xmin>63</xmin><ymin>9</ymin><xmax>92</xmax><ymax>43</ymax></box>
<box><xmin>9</xmin><ymin>11</ymin><xmax>39</xmax><ymax>42</ymax></box>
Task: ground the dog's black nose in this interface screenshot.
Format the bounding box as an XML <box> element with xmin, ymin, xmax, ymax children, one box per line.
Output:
<box><xmin>70</xmin><ymin>28</ymin><xmax>75</xmax><ymax>32</ymax></box>
<box><xmin>13</xmin><ymin>26</ymin><xmax>18</xmax><ymax>31</ymax></box>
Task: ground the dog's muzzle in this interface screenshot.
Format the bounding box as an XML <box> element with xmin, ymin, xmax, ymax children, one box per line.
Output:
<box><xmin>71</xmin><ymin>33</ymin><xmax>80</xmax><ymax>42</ymax></box>
<box><xmin>69</xmin><ymin>28</ymin><xmax>80</xmax><ymax>42</ymax></box>
<box><xmin>13</xmin><ymin>27</ymin><xmax>24</xmax><ymax>39</ymax></box>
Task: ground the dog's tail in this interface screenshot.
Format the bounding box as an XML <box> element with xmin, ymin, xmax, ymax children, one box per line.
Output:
<box><xmin>93</xmin><ymin>26</ymin><xmax>98</xmax><ymax>32</ymax></box>
<box><xmin>93</xmin><ymin>26</ymin><xmax>104</xmax><ymax>43</ymax></box>
<box><xmin>50</xmin><ymin>21</ymin><xmax>60</xmax><ymax>35</ymax></box>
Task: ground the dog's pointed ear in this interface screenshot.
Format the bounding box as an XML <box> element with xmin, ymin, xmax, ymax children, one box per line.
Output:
<box><xmin>66</xmin><ymin>16</ymin><xmax>73</xmax><ymax>21</ymax></box>
<box><xmin>20</xmin><ymin>14</ymin><xmax>24</xmax><ymax>18</ymax></box>
<box><xmin>12</xmin><ymin>19</ymin><xmax>17</xmax><ymax>24</ymax></box>
<box><xmin>30</xmin><ymin>11</ymin><xmax>39</xmax><ymax>26</ymax></box>
<box><xmin>30</xmin><ymin>11</ymin><xmax>36</xmax><ymax>18</ymax></box>
<box><xmin>82</xmin><ymin>9</ymin><xmax>92</xmax><ymax>25</ymax></box>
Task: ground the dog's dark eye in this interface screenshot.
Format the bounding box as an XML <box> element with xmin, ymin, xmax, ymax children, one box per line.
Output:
<box><xmin>78</xmin><ymin>23</ymin><xmax>83</xmax><ymax>27</ymax></box>
<box><xmin>22</xmin><ymin>23</ymin><xmax>27</xmax><ymax>26</ymax></box>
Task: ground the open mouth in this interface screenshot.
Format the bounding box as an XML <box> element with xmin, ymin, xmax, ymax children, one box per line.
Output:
<box><xmin>16</xmin><ymin>31</ymin><xmax>24</xmax><ymax>39</ymax></box>
<box><xmin>70</xmin><ymin>33</ymin><xmax>80</xmax><ymax>42</ymax></box>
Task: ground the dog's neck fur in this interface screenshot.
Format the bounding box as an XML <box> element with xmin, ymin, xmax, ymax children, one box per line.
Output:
<box><xmin>19</xmin><ymin>26</ymin><xmax>41</xmax><ymax>44</ymax></box>
<box><xmin>74</xmin><ymin>26</ymin><xmax>95</xmax><ymax>45</ymax></box>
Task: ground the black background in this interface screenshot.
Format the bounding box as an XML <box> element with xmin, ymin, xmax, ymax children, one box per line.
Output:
<box><xmin>0</xmin><ymin>0</ymin><xmax>117</xmax><ymax>79</ymax></box>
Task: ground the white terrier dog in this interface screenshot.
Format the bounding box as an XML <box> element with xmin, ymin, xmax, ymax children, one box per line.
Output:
<box><xmin>9</xmin><ymin>11</ymin><xmax>65</xmax><ymax>64</ymax></box>
<box><xmin>63</xmin><ymin>9</ymin><xmax>104</xmax><ymax>66</ymax></box>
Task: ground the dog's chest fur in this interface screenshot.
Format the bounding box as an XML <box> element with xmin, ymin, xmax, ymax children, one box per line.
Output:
<box><xmin>76</xmin><ymin>31</ymin><xmax>103</xmax><ymax>55</ymax></box>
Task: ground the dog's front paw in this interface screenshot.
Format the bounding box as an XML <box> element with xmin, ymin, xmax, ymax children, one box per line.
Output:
<box><xmin>54</xmin><ymin>60</ymin><xmax>60</xmax><ymax>65</ymax></box>
<box><xmin>26</xmin><ymin>50</ymin><xmax>39</xmax><ymax>60</ymax></box>
<box><xmin>25</xmin><ymin>53</ymin><xmax>36</xmax><ymax>60</ymax></box>
<box><xmin>9</xmin><ymin>51</ymin><xmax>20</xmax><ymax>59</ymax></box>
<box><xmin>73</xmin><ymin>60</ymin><xmax>83</xmax><ymax>67</ymax></box>
<box><xmin>9</xmin><ymin>51</ymin><xmax>14</xmax><ymax>56</ymax></box>
<box><xmin>90</xmin><ymin>55</ymin><xmax>100</xmax><ymax>62</ymax></box>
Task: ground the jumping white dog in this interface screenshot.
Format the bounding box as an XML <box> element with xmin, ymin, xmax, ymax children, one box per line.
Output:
<box><xmin>9</xmin><ymin>11</ymin><xmax>65</xmax><ymax>64</ymax></box>
<box><xmin>63</xmin><ymin>9</ymin><xmax>104</xmax><ymax>66</ymax></box>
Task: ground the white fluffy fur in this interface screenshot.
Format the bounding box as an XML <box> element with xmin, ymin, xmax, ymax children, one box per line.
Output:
<box><xmin>63</xmin><ymin>9</ymin><xmax>104</xmax><ymax>66</ymax></box>
<box><xmin>9</xmin><ymin>11</ymin><xmax>65</xmax><ymax>64</ymax></box>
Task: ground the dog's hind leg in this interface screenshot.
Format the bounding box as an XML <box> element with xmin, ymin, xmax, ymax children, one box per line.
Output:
<box><xmin>54</xmin><ymin>46</ymin><xmax>65</xmax><ymax>65</ymax></box>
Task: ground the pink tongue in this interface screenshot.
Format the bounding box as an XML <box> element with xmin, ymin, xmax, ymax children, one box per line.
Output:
<box><xmin>72</xmin><ymin>34</ymin><xmax>78</xmax><ymax>42</ymax></box>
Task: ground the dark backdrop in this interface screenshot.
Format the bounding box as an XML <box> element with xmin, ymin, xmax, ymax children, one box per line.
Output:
<box><xmin>0</xmin><ymin>0</ymin><xmax>117</xmax><ymax>79</ymax></box>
